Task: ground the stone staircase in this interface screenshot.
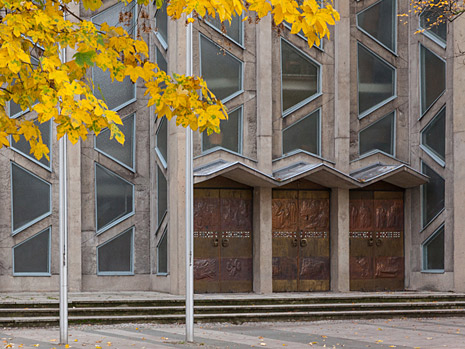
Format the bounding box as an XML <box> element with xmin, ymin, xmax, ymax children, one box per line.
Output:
<box><xmin>1</xmin><ymin>293</ymin><xmax>465</xmax><ymax>327</ymax></box>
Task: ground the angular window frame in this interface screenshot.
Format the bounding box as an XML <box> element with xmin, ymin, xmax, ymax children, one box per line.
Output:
<box><xmin>281</xmin><ymin>107</ymin><xmax>321</xmax><ymax>157</ymax></box>
<box><xmin>356</xmin><ymin>0</ymin><xmax>398</xmax><ymax>55</ymax></box>
<box><xmin>157</xmin><ymin>227</ymin><xmax>168</xmax><ymax>275</ymax></box>
<box><xmin>12</xmin><ymin>227</ymin><xmax>51</xmax><ymax>276</ymax></box>
<box><xmin>11</xmin><ymin>162</ymin><xmax>52</xmax><ymax>236</ymax></box>
<box><xmin>419</xmin><ymin>43</ymin><xmax>446</xmax><ymax>118</ymax></box>
<box><xmin>154</xmin><ymin>0</ymin><xmax>168</xmax><ymax>50</ymax></box>
<box><xmin>281</xmin><ymin>38</ymin><xmax>322</xmax><ymax>117</ymax></box>
<box><xmin>10</xmin><ymin>119</ymin><xmax>53</xmax><ymax>171</ymax></box>
<box><xmin>421</xmin><ymin>160</ymin><xmax>445</xmax><ymax>229</ymax></box>
<box><xmin>204</xmin><ymin>14</ymin><xmax>245</xmax><ymax>48</ymax></box>
<box><xmin>422</xmin><ymin>223</ymin><xmax>445</xmax><ymax>273</ymax></box>
<box><xmin>357</xmin><ymin>42</ymin><xmax>397</xmax><ymax>119</ymax></box>
<box><xmin>157</xmin><ymin>165</ymin><xmax>168</xmax><ymax>228</ymax></box>
<box><xmin>420</xmin><ymin>105</ymin><xmax>446</xmax><ymax>167</ymax></box>
<box><xmin>155</xmin><ymin>117</ymin><xmax>168</xmax><ymax>169</ymax></box>
<box><xmin>91</xmin><ymin>2</ymin><xmax>137</xmax><ymax>112</ymax></box>
<box><xmin>97</xmin><ymin>226</ymin><xmax>135</xmax><ymax>276</ymax></box>
<box><xmin>94</xmin><ymin>163</ymin><xmax>135</xmax><ymax>235</ymax></box>
<box><xmin>358</xmin><ymin>111</ymin><xmax>396</xmax><ymax>158</ymax></box>
<box><xmin>199</xmin><ymin>34</ymin><xmax>244</xmax><ymax>103</ymax></box>
<box><xmin>94</xmin><ymin>113</ymin><xmax>136</xmax><ymax>172</ymax></box>
<box><xmin>201</xmin><ymin>105</ymin><xmax>243</xmax><ymax>155</ymax></box>
<box><xmin>419</xmin><ymin>5</ymin><xmax>447</xmax><ymax>48</ymax></box>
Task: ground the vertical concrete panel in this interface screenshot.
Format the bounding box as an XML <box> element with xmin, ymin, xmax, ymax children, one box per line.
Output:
<box><xmin>330</xmin><ymin>188</ymin><xmax>349</xmax><ymax>292</ymax></box>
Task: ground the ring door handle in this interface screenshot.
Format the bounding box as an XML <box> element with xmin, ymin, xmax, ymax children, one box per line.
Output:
<box><xmin>291</xmin><ymin>238</ymin><xmax>298</xmax><ymax>247</ymax></box>
<box><xmin>212</xmin><ymin>238</ymin><xmax>219</xmax><ymax>247</ymax></box>
<box><xmin>376</xmin><ymin>238</ymin><xmax>382</xmax><ymax>247</ymax></box>
<box><xmin>368</xmin><ymin>238</ymin><xmax>374</xmax><ymax>247</ymax></box>
<box><xmin>300</xmin><ymin>238</ymin><xmax>308</xmax><ymax>247</ymax></box>
<box><xmin>222</xmin><ymin>238</ymin><xmax>229</xmax><ymax>248</ymax></box>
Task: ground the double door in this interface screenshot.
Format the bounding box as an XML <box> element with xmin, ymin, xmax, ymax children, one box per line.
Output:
<box><xmin>272</xmin><ymin>190</ymin><xmax>330</xmax><ymax>292</ymax></box>
<box><xmin>349</xmin><ymin>191</ymin><xmax>404</xmax><ymax>291</ymax></box>
<box><xmin>193</xmin><ymin>188</ymin><xmax>253</xmax><ymax>293</ymax></box>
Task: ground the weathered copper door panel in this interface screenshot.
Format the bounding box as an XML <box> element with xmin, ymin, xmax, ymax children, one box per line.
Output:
<box><xmin>272</xmin><ymin>190</ymin><xmax>330</xmax><ymax>292</ymax></box>
<box><xmin>349</xmin><ymin>191</ymin><xmax>404</xmax><ymax>291</ymax></box>
<box><xmin>194</xmin><ymin>189</ymin><xmax>253</xmax><ymax>293</ymax></box>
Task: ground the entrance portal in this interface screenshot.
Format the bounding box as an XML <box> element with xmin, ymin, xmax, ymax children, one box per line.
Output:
<box><xmin>193</xmin><ymin>188</ymin><xmax>253</xmax><ymax>293</ymax></box>
<box><xmin>272</xmin><ymin>190</ymin><xmax>330</xmax><ymax>292</ymax></box>
<box><xmin>349</xmin><ymin>191</ymin><xmax>404</xmax><ymax>291</ymax></box>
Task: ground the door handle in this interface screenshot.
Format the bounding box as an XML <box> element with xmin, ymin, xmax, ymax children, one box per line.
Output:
<box><xmin>212</xmin><ymin>238</ymin><xmax>219</xmax><ymax>247</ymax></box>
<box><xmin>368</xmin><ymin>238</ymin><xmax>374</xmax><ymax>247</ymax></box>
<box><xmin>376</xmin><ymin>238</ymin><xmax>382</xmax><ymax>247</ymax></box>
<box><xmin>222</xmin><ymin>238</ymin><xmax>229</xmax><ymax>247</ymax></box>
<box><xmin>300</xmin><ymin>238</ymin><xmax>308</xmax><ymax>247</ymax></box>
<box><xmin>291</xmin><ymin>238</ymin><xmax>298</xmax><ymax>247</ymax></box>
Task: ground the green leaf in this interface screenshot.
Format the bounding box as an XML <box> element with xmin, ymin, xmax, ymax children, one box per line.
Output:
<box><xmin>73</xmin><ymin>51</ymin><xmax>96</xmax><ymax>67</ymax></box>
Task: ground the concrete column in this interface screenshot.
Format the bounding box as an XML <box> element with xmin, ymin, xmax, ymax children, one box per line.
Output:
<box><xmin>330</xmin><ymin>188</ymin><xmax>350</xmax><ymax>292</ymax></box>
<box><xmin>334</xmin><ymin>0</ymin><xmax>350</xmax><ymax>173</ymax></box>
<box><xmin>253</xmin><ymin>187</ymin><xmax>272</xmax><ymax>294</ymax></box>
<box><xmin>256</xmin><ymin>15</ymin><xmax>273</xmax><ymax>174</ymax></box>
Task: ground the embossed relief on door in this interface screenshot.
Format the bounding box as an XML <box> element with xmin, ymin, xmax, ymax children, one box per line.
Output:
<box><xmin>272</xmin><ymin>190</ymin><xmax>330</xmax><ymax>292</ymax></box>
<box><xmin>349</xmin><ymin>191</ymin><xmax>404</xmax><ymax>291</ymax></box>
<box><xmin>194</xmin><ymin>188</ymin><xmax>253</xmax><ymax>293</ymax></box>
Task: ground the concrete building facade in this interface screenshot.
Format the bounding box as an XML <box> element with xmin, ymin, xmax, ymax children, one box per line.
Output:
<box><xmin>0</xmin><ymin>0</ymin><xmax>460</xmax><ymax>294</ymax></box>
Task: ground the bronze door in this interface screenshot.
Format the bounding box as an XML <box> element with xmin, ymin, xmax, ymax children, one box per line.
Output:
<box><xmin>194</xmin><ymin>189</ymin><xmax>253</xmax><ymax>293</ymax></box>
<box><xmin>272</xmin><ymin>190</ymin><xmax>330</xmax><ymax>292</ymax></box>
<box><xmin>349</xmin><ymin>191</ymin><xmax>404</xmax><ymax>291</ymax></box>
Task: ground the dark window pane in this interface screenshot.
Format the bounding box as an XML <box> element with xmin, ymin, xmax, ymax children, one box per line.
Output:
<box><xmin>357</xmin><ymin>0</ymin><xmax>396</xmax><ymax>51</ymax></box>
<box><xmin>202</xmin><ymin>107</ymin><xmax>241</xmax><ymax>153</ymax></box>
<box><xmin>206</xmin><ymin>14</ymin><xmax>242</xmax><ymax>45</ymax></box>
<box><xmin>95</xmin><ymin>113</ymin><xmax>135</xmax><ymax>170</ymax></box>
<box><xmin>423</xmin><ymin>226</ymin><xmax>444</xmax><ymax>270</ymax></box>
<box><xmin>281</xmin><ymin>39</ymin><xmax>319</xmax><ymax>113</ymax></box>
<box><xmin>9</xmin><ymin>57</ymin><xmax>39</xmax><ymax>117</ymax></box>
<box><xmin>358</xmin><ymin>44</ymin><xmax>395</xmax><ymax>116</ymax></box>
<box><xmin>422</xmin><ymin>162</ymin><xmax>445</xmax><ymax>227</ymax></box>
<box><xmin>422</xmin><ymin>107</ymin><xmax>445</xmax><ymax>161</ymax></box>
<box><xmin>12</xmin><ymin>163</ymin><xmax>51</xmax><ymax>233</ymax></box>
<box><xmin>92</xmin><ymin>2</ymin><xmax>135</xmax><ymax>110</ymax></box>
<box><xmin>157</xmin><ymin>229</ymin><xmax>168</xmax><ymax>274</ymax></box>
<box><xmin>157</xmin><ymin>166</ymin><xmax>167</xmax><ymax>226</ymax></box>
<box><xmin>282</xmin><ymin>109</ymin><xmax>320</xmax><ymax>155</ymax></box>
<box><xmin>200</xmin><ymin>35</ymin><xmax>242</xmax><ymax>101</ymax></box>
<box><xmin>155</xmin><ymin>0</ymin><xmax>168</xmax><ymax>44</ymax></box>
<box><xmin>95</xmin><ymin>164</ymin><xmax>134</xmax><ymax>232</ymax></box>
<box><xmin>156</xmin><ymin>47</ymin><xmax>168</xmax><ymax>73</ymax></box>
<box><xmin>420</xmin><ymin>45</ymin><xmax>445</xmax><ymax>115</ymax></box>
<box><xmin>156</xmin><ymin>117</ymin><xmax>168</xmax><ymax>164</ymax></box>
<box><xmin>420</xmin><ymin>1</ymin><xmax>447</xmax><ymax>43</ymax></box>
<box><xmin>98</xmin><ymin>228</ymin><xmax>133</xmax><ymax>273</ymax></box>
<box><xmin>14</xmin><ymin>228</ymin><xmax>50</xmax><ymax>274</ymax></box>
<box><xmin>12</xmin><ymin>119</ymin><xmax>51</xmax><ymax>168</ymax></box>
<box><xmin>359</xmin><ymin>111</ymin><xmax>395</xmax><ymax>156</ymax></box>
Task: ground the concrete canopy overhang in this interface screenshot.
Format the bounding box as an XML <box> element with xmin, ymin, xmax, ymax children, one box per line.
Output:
<box><xmin>351</xmin><ymin>163</ymin><xmax>429</xmax><ymax>188</ymax></box>
<box><xmin>193</xmin><ymin>160</ymin><xmax>276</xmax><ymax>187</ymax></box>
<box><xmin>273</xmin><ymin>162</ymin><xmax>360</xmax><ymax>189</ymax></box>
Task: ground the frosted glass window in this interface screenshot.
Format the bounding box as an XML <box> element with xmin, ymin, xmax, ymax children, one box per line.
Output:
<box><xmin>200</xmin><ymin>35</ymin><xmax>243</xmax><ymax>101</ymax></box>
<box><xmin>156</xmin><ymin>117</ymin><xmax>168</xmax><ymax>165</ymax></box>
<box><xmin>281</xmin><ymin>39</ymin><xmax>320</xmax><ymax>114</ymax></box>
<box><xmin>420</xmin><ymin>2</ymin><xmax>447</xmax><ymax>44</ymax></box>
<box><xmin>359</xmin><ymin>111</ymin><xmax>395</xmax><ymax>156</ymax></box>
<box><xmin>206</xmin><ymin>14</ymin><xmax>243</xmax><ymax>45</ymax></box>
<box><xmin>97</xmin><ymin>227</ymin><xmax>134</xmax><ymax>274</ymax></box>
<box><xmin>92</xmin><ymin>3</ymin><xmax>135</xmax><ymax>111</ymax></box>
<box><xmin>95</xmin><ymin>164</ymin><xmax>134</xmax><ymax>233</ymax></box>
<box><xmin>11</xmin><ymin>120</ymin><xmax>51</xmax><ymax>169</ymax></box>
<box><xmin>156</xmin><ymin>47</ymin><xmax>168</xmax><ymax>73</ymax></box>
<box><xmin>157</xmin><ymin>228</ymin><xmax>168</xmax><ymax>274</ymax></box>
<box><xmin>155</xmin><ymin>0</ymin><xmax>168</xmax><ymax>46</ymax></box>
<box><xmin>157</xmin><ymin>166</ymin><xmax>167</xmax><ymax>226</ymax></box>
<box><xmin>422</xmin><ymin>162</ymin><xmax>445</xmax><ymax>227</ymax></box>
<box><xmin>11</xmin><ymin>163</ymin><xmax>51</xmax><ymax>234</ymax></box>
<box><xmin>95</xmin><ymin>113</ymin><xmax>135</xmax><ymax>170</ymax></box>
<box><xmin>13</xmin><ymin>228</ymin><xmax>50</xmax><ymax>275</ymax></box>
<box><xmin>202</xmin><ymin>107</ymin><xmax>241</xmax><ymax>153</ymax></box>
<box><xmin>421</xmin><ymin>107</ymin><xmax>445</xmax><ymax>162</ymax></box>
<box><xmin>357</xmin><ymin>0</ymin><xmax>396</xmax><ymax>52</ymax></box>
<box><xmin>423</xmin><ymin>225</ymin><xmax>444</xmax><ymax>271</ymax></box>
<box><xmin>282</xmin><ymin>109</ymin><xmax>320</xmax><ymax>155</ymax></box>
<box><xmin>9</xmin><ymin>56</ymin><xmax>39</xmax><ymax>118</ymax></box>
<box><xmin>420</xmin><ymin>45</ymin><xmax>446</xmax><ymax>115</ymax></box>
<box><xmin>358</xmin><ymin>44</ymin><xmax>395</xmax><ymax>117</ymax></box>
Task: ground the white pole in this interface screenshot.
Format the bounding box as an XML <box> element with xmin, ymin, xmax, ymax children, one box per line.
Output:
<box><xmin>185</xmin><ymin>11</ymin><xmax>194</xmax><ymax>343</ymax></box>
<box><xmin>59</xmin><ymin>134</ymin><xmax>68</xmax><ymax>345</ymax></box>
